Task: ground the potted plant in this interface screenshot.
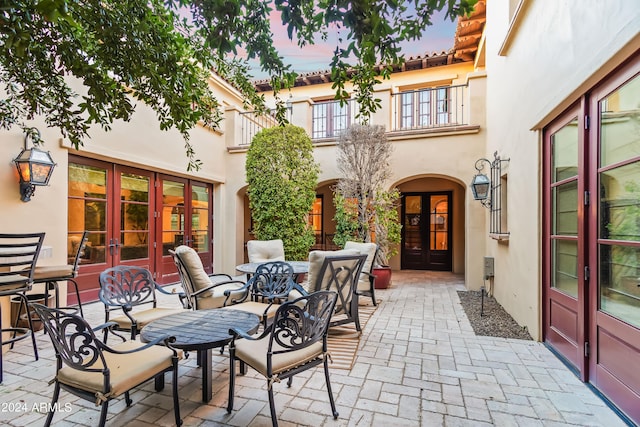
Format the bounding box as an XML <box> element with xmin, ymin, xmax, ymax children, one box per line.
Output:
<box><xmin>333</xmin><ymin>124</ymin><xmax>402</xmax><ymax>288</ymax></box>
<box><xmin>372</xmin><ymin>188</ymin><xmax>402</xmax><ymax>288</ymax></box>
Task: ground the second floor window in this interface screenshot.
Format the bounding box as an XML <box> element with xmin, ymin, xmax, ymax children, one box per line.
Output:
<box><xmin>398</xmin><ymin>87</ymin><xmax>450</xmax><ymax>129</ymax></box>
<box><xmin>312</xmin><ymin>99</ymin><xmax>353</xmax><ymax>139</ymax></box>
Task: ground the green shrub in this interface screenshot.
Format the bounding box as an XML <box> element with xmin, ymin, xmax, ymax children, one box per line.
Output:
<box><xmin>246</xmin><ymin>125</ymin><xmax>319</xmax><ymax>260</ymax></box>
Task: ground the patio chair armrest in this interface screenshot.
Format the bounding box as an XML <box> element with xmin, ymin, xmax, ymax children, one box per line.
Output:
<box><xmin>229</xmin><ymin>325</ymin><xmax>269</xmax><ymax>342</ymax></box>
<box><xmin>208</xmin><ymin>273</ymin><xmax>233</xmax><ymax>281</ymax></box>
<box><xmin>223</xmin><ymin>281</ymin><xmax>251</xmax><ymax>305</ymax></box>
<box><xmin>154</xmin><ymin>283</ymin><xmax>182</xmax><ymax>296</ymax></box>
<box><xmin>291</xmin><ymin>282</ymin><xmax>310</xmax><ymax>296</ymax></box>
<box><xmin>191</xmin><ymin>280</ymin><xmax>246</xmax><ymax>298</ymax></box>
<box><xmin>92</xmin><ymin>321</ymin><xmax>119</xmax><ymax>333</ymax></box>
<box><xmin>99</xmin><ymin>335</ymin><xmax>180</xmax><ymax>357</ymax></box>
<box><xmin>92</xmin><ymin>321</ymin><xmax>128</xmax><ymax>342</ymax></box>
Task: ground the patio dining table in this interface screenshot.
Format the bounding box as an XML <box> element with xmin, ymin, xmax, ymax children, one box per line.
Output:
<box><xmin>139</xmin><ymin>308</ymin><xmax>260</xmax><ymax>402</ymax></box>
<box><xmin>235</xmin><ymin>260</ymin><xmax>309</xmax><ymax>276</ymax></box>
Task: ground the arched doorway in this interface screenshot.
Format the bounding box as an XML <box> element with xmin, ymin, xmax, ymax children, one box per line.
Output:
<box><xmin>397</xmin><ymin>176</ymin><xmax>465</xmax><ymax>273</ymax></box>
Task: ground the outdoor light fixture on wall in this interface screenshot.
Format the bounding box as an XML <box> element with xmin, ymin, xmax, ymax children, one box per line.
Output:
<box><xmin>13</xmin><ymin>128</ymin><xmax>56</xmax><ymax>202</ymax></box>
<box><xmin>470</xmin><ymin>151</ymin><xmax>509</xmax><ymax>209</ymax></box>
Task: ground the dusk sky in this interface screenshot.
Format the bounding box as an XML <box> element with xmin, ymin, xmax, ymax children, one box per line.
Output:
<box><xmin>246</xmin><ymin>9</ymin><xmax>458</xmax><ymax>79</ymax></box>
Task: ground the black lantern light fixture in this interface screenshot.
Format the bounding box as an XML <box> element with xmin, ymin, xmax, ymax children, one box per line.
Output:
<box><xmin>13</xmin><ymin>128</ymin><xmax>56</xmax><ymax>202</ymax></box>
<box><xmin>470</xmin><ymin>151</ymin><xmax>509</xmax><ymax>209</ymax></box>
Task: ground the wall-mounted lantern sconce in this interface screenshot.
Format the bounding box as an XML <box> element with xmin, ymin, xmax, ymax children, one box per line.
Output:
<box><xmin>13</xmin><ymin>128</ymin><xmax>56</xmax><ymax>202</ymax></box>
<box><xmin>470</xmin><ymin>151</ymin><xmax>509</xmax><ymax>209</ymax></box>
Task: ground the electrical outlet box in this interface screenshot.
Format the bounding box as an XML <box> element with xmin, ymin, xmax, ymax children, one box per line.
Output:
<box><xmin>484</xmin><ymin>256</ymin><xmax>494</xmax><ymax>279</ymax></box>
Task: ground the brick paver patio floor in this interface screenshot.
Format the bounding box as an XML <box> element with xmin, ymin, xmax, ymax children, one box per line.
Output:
<box><xmin>0</xmin><ymin>270</ymin><xmax>629</xmax><ymax>426</ymax></box>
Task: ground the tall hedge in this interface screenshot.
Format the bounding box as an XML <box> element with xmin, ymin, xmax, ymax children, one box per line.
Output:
<box><xmin>246</xmin><ymin>124</ymin><xmax>319</xmax><ymax>260</ymax></box>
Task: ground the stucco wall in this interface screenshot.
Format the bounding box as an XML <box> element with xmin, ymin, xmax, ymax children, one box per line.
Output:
<box><xmin>484</xmin><ymin>0</ymin><xmax>640</xmax><ymax>340</ymax></box>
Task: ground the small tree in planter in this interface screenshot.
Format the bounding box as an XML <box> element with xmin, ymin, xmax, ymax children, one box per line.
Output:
<box><xmin>333</xmin><ymin>124</ymin><xmax>402</xmax><ymax>287</ymax></box>
<box><xmin>246</xmin><ymin>124</ymin><xmax>319</xmax><ymax>260</ymax></box>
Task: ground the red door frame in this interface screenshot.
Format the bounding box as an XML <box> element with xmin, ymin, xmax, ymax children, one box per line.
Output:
<box><xmin>542</xmin><ymin>101</ymin><xmax>588</xmax><ymax>380</ymax></box>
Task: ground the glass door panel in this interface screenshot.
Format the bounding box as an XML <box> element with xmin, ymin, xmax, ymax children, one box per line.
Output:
<box><xmin>591</xmin><ymin>67</ymin><xmax>640</xmax><ymax>421</ymax></box>
<box><xmin>119</xmin><ymin>173</ymin><xmax>150</xmax><ymax>261</ymax></box>
<box><xmin>68</xmin><ymin>163</ymin><xmax>108</xmax><ymax>265</ymax></box>
<box><xmin>162</xmin><ymin>180</ymin><xmax>185</xmax><ymax>254</ymax></box>
<box><xmin>401</xmin><ymin>192</ymin><xmax>452</xmax><ymax>271</ymax></box>
<box><xmin>544</xmin><ymin>110</ymin><xmax>584</xmax><ymax>373</ymax></box>
<box><xmin>191</xmin><ymin>185</ymin><xmax>210</xmax><ymax>254</ymax></box>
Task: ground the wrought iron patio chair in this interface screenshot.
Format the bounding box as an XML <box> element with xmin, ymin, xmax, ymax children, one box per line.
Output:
<box><xmin>169</xmin><ymin>245</ymin><xmax>246</xmax><ymax>310</ymax></box>
<box><xmin>30</xmin><ymin>303</ymin><xmax>182</xmax><ymax>427</ymax></box>
<box><xmin>227</xmin><ymin>290</ymin><xmax>339</xmax><ymax>427</ymax></box>
<box><xmin>0</xmin><ymin>232</ymin><xmax>44</xmax><ymax>383</ymax></box>
<box><xmin>221</xmin><ymin>261</ymin><xmax>296</xmax><ymax>326</ymax></box>
<box><xmin>98</xmin><ymin>265</ymin><xmax>186</xmax><ymax>341</ymax></box>
<box><xmin>344</xmin><ymin>241</ymin><xmax>379</xmax><ymax>306</ymax></box>
<box><xmin>307</xmin><ymin>253</ymin><xmax>367</xmax><ymax>332</ymax></box>
<box><xmin>34</xmin><ymin>230</ymin><xmax>89</xmax><ymax>317</ymax></box>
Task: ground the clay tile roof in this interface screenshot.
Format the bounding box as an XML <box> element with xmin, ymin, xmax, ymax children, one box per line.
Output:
<box><xmin>253</xmin><ymin>0</ymin><xmax>486</xmax><ymax>91</ymax></box>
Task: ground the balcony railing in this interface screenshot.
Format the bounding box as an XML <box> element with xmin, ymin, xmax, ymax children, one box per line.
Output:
<box><xmin>391</xmin><ymin>84</ymin><xmax>468</xmax><ymax>131</ymax></box>
<box><xmin>238</xmin><ymin>108</ymin><xmax>291</xmax><ymax>146</ymax></box>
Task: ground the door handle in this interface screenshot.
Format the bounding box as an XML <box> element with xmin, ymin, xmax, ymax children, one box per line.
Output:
<box><xmin>108</xmin><ymin>238</ymin><xmax>116</xmax><ymax>256</ymax></box>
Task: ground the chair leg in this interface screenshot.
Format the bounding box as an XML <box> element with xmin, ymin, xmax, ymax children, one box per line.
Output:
<box><xmin>369</xmin><ymin>279</ymin><xmax>377</xmax><ymax>306</ymax></box>
<box><xmin>68</xmin><ymin>279</ymin><xmax>84</xmax><ymax>317</ymax></box>
<box><xmin>267</xmin><ymin>381</ymin><xmax>279</xmax><ymax>427</ymax></box>
<box><xmin>23</xmin><ymin>298</ymin><xmax>39</xmax><ymax>360</ymax></box>
<box><xmin>171</xmin><ymin>357</ymin><xmax>183</xmax><ymax>426</ymax></box>
<box><xmin>98</xmin><ymin>401</ymin><xmax>109</xmax><ymax>427</ymax></box>
<box><xmin>323</xmin><ymin>357</ymin><xmax>339</xmax><ymax>419</ymax></box>
<box><xmin>227</xmin><ymin>351</ymin><xmax>236</xmax><ymax>413</ymax></box>
<box><xmin>124</xmin><ymin>391</ymin><xmax>132</xmax><ymax>406</ymax></box>
<box><xmin>352</xmin><ymin>298</ymin><xmax>361</xmax><ymax>332</ymax></box>
<box><xmin>14</xmin><ymin>293</ymin><xmax>39</xmax><ymax>360</ymax></box>
<box><xmin>44</xmin><ymin>382</ymin><xmax>61</xmax><ymax>427</ymax></box>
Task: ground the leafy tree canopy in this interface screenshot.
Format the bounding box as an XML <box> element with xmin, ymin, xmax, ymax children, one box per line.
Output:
<box><xmin>0</xmin><ymin>0</ymin><xmax>476</xmax><ymax>169</ymax></box>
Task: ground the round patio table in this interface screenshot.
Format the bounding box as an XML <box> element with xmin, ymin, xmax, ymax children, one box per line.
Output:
<box><xmin>235</xmin><ymin>260</ymin><xmax>309</xmax><ymax>275</ymax></box>
<box><xmin>140</xmin><ymin>309</ymin><xmax>260</xmax><ymax>403</ymax></box>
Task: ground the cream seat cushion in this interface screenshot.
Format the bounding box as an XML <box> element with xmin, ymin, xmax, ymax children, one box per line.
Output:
<box><xmin>343</xmin><ymin>241</ymin><xmax>377</xmax><ymax>292</ymax></box>
<box><xmin>246</xmin><ymin>239</ymin><xmax>285</xmax><ymax>263</ymax></box>
<box><xmin>235</xmin><ymin>336</ymin><xmax>323</xmax><ymax>377</ymax></box>
<box><xmin>110</xmin><ymin>307</ymin><xmax>186</xmax><ymax>331</ymax></box>
<box><xmin>33</xmin><ymin>265</ymin><xmax>74</xmax><ymax>280</ymax></box>
<box><xmin>57</xmin><ymin>340</ymin><xmax>179</xmax><ymax>399</ymax></box>
<box><xmin>175</xmin><ymin>245</ymin><xmax>245</xmax><ymax>308</ymax></box>
<box><xmin>305</xmin><ymin>249</ymin><xmax>360</xmax><ymax>293</ymax></box>
<box><xmin>220</xmin><ymin>301</ymin><xmax>280</xmax><ymax>321</ymax></box>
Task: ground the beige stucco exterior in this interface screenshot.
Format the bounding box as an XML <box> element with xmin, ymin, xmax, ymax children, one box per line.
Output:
<box><xmin>482</xmin><ymin>0</ymin><xmax>640</xmax><ymax>340</ymax></box>
<box><xmin>1</xmin><ymin>0</ymin><xmax>639</xmax><ymax>355</ymax></box>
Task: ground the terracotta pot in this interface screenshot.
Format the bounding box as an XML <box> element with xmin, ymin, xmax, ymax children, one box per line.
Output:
<box><xmin>373</xmin><ymin>266</ymin><xmax>392</xmax><ymax>289</ymax></box>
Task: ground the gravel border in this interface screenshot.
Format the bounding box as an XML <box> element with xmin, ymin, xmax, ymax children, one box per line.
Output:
<box><xmin>457</xmin><ymin>290</ymin><xmax>533</xmax><ymax>340</ymax></box>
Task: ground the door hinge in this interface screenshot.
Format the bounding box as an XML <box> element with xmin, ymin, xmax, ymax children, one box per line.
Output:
<box><xmin>584</xmin><ymin>265</ymin><xmax>590</xmax><ymax>281</ymax></box>
<box><xmin>584</xmin><ymin>190</ymin><xmax>590</xmax><ymax>206</ymax></box>
<box><xmin>584</xmin><ymin>342</ymin><xmax>590</xmax><ymax>357</ymax></box>
<box><xmin>584</xmin><ymin>114</ymin><xmax>590</xmax><ymax>130</ymax></box>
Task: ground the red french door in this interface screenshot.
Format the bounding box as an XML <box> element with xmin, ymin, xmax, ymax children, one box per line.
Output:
<box><xmin>587</xmin><ymin>59</ymin><xmax>640</xmax><ymax>423</ymax></box>
<box><xmin>68</xmin><ymin>157</ymin><xmax>214</xmax><ymax>300</ymax></box>
<box><xmin>544</xmin><ymin>55</ymin><xmax>640</xmax><ymax>424</ymax></box>
<box><xmin>543</xmin><ymin>104</ymin><xmax>588</xmax><ymax>377</ymax></box>
<box><xmin>68</xmin><ymin>158</ymin><xmax>154</xmax><ymax>302</ymax></box>
<box><xmin>156</xmin><ymin>176</ymin><xmax>213</xmax><ymax>284</ymax></box>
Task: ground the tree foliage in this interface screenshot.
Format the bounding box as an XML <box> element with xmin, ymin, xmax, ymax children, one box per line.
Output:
<box><xmin>245</xmin><ymin>124</ymin><xmax>319</xmax><ymax>260</ymax></box>
<box><xmin>0</xmin><ymin>0</ymin><xmax>476</xmax><ymax>168</ymax></box>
